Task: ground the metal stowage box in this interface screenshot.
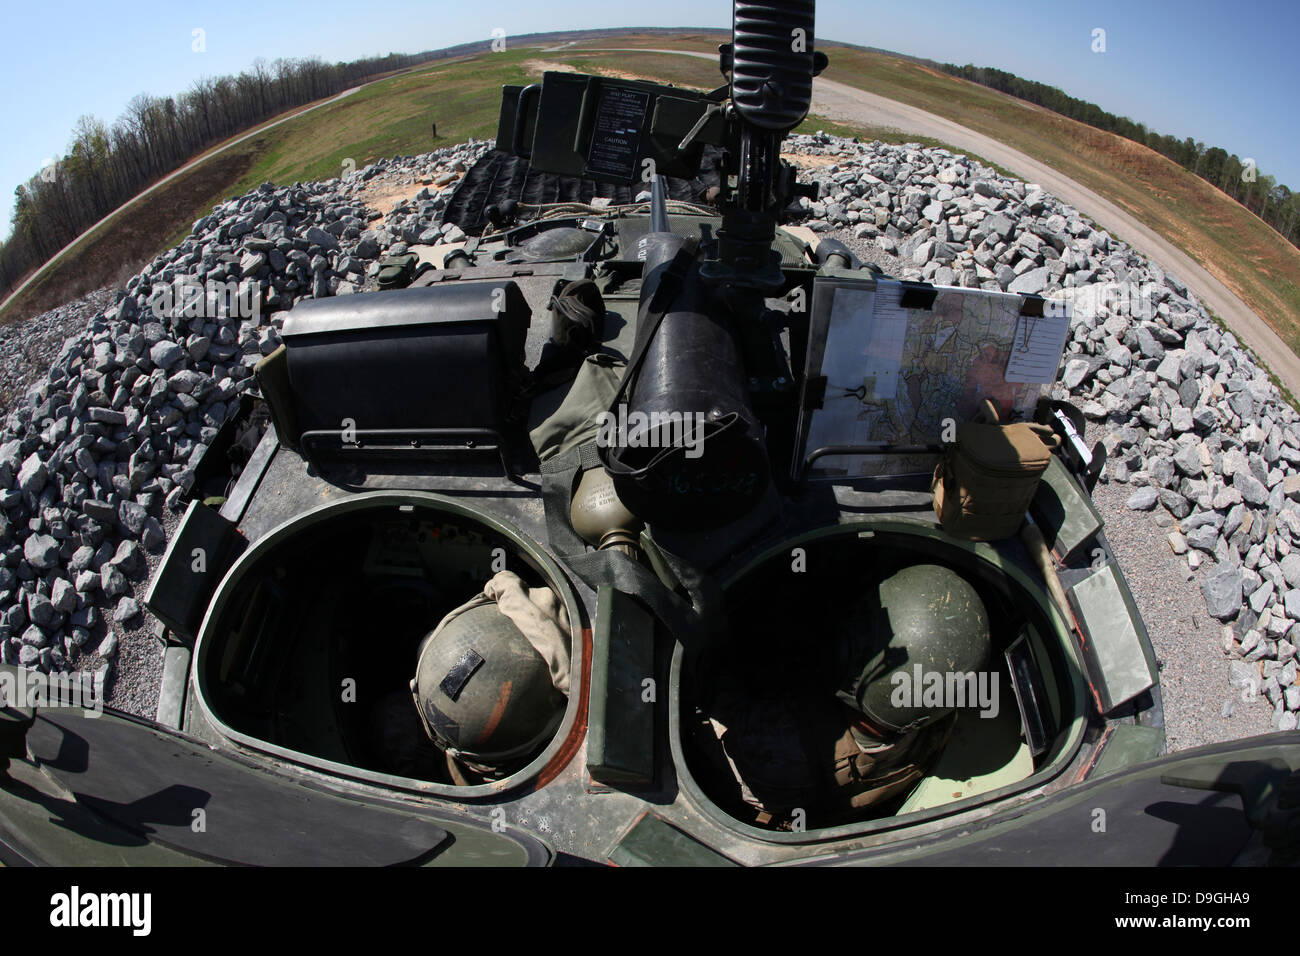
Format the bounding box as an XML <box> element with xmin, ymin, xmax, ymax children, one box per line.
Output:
<box><xmin>279</xmin><ymin>284</ymin><xmax>531</xmax><ymax>442</ymax></box>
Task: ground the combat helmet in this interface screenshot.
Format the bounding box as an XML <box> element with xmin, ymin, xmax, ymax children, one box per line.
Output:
<box><xmin>412</xmin><ymin>572</ymin><xmax>570</xmax><ymax>777</ymax></box>
<box><xmin>835</xmin><ymin>562</ymin><xmax>992</xmax><ymax>735</ymax></box>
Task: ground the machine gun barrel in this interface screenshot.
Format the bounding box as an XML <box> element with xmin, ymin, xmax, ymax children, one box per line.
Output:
<box><xmin>649</xmin><ymin>174</ymin><xmax>670</xmax><ymax>234</ymax></box>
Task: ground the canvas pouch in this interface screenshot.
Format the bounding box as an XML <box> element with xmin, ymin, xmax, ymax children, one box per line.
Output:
<box><xmin>932</xmin><ymin>402</ymin><xmax>1060</xmax><ymax>541</ymax></box>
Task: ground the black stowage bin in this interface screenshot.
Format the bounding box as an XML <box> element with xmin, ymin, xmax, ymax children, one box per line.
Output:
<box><xmin>279</xmin><ymin>284</ymin><xmax>531</xmax><ymax>445</ymax></box>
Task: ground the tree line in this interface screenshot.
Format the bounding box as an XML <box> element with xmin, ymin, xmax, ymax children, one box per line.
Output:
<box><xmin>0</xmin><ymin>26</ymin><xmax>686</xmax><ymax>304</ymax></box>
<box><xmin>939</xmin><ymin>63</ymin><xmax>1300</xmax><ymax>250</ymax></box>
<box><xmin>0</xmin><ymin>49</ymin><xmax>467</xmax><ymax>300</ymax></box>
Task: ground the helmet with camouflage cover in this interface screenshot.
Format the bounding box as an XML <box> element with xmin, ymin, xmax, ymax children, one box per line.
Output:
<box><xmin>412</xmin><ymin>572</ymin><xmax>570</xmax><ymax>777</ymax></box>
<box><xmin>835</xmin><ymin>562</ymin><xmax>992</xmax><ymax>735</ymax></box>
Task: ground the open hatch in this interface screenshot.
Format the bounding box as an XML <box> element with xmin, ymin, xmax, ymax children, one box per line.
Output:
<box><xmin>672</xmin><ymin>519</ymin><xmax>1090</xmax><ymax>838</ymax></box>
<box><xmin>191</xmin><ymin>493</ymin><xmax>583</xmax><ymax>797</ymax></box>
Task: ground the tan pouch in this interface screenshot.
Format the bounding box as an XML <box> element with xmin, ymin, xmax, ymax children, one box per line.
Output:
<box><xmin>932</xmin><ymin>404</ymin><xmax>1059</xmax><ymax>541</ymax></box>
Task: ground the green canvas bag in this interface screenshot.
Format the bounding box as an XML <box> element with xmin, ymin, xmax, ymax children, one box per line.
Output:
<box><xmin>932</xmin><ymin>401</ymin><xmax>1061</xmax><ymax>541</ymax></box>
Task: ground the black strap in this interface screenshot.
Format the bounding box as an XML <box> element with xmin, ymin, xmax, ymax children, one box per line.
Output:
<box><xmin>521</xmin><ymin>278</ymin><xmax>613</xmax><ymax>402</ymax></box>
<box><xmin>549</xmin><ymin>279</ymin><xmax>606</xmax><ymax>342</ymax></box>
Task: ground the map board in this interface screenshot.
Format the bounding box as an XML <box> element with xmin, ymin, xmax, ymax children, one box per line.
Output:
<box><xmin>795</xmin><ymin>276</ymin><xmax>1070</xmax><ymax>479</ymax></box>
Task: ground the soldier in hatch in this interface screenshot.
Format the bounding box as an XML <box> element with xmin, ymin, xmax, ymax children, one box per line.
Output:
<box><xmin>410</xmin><ymin>570</ymin><xmax>571</xmax><ymax>785</ymax></box>
<box><xmin>700</xmin><ymin>562</ymin><xmax>993</xmax><ymax>829</ymax></box>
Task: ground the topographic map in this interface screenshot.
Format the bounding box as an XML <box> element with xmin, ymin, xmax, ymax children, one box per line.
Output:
<box><xmin>802</xmin><ymin>278</ymin><xmax>1070</xmax><ymax>478</ymax></box>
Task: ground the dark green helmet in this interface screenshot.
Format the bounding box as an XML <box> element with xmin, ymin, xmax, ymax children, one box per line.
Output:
<box><xmin>412</xmin><ymin>601</ymin><xmax>565</xmax><ymax>775</ymax></box>
<box><xmin>836</xmin><ymin>563</ymin><xmax>992</xmax><ymax>734</ymax></box>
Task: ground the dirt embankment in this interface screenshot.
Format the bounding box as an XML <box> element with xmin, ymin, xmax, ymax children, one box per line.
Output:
<box><xmin>2</xmin><ymin>145</ymin><xmax>265</xmax><ymax>327</ymax></box>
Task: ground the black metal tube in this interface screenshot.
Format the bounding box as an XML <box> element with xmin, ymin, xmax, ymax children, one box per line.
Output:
<box><xmin>610</xmin><ymin>233</ymin><xmax>770</xmax><ymax>528</ymax></box>
<box><xmin>649</xmin><ymin>175</ymin><xmax>670</xmax><ymax>234</ymax></box>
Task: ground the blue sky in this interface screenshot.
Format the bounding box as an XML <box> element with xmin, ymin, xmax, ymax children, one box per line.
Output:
<box><xmin>2</xmin><ymin>0</ymin><xmax>1297</xmax><ymax>239</ymax></box>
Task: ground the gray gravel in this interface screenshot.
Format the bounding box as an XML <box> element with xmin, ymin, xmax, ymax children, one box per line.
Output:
<box><xmin>0</xmin><ymin>288</ymin><xmax>117</xmax><ymax>412</ymax></box>
<box><xmin>95</xmin><ymin>507</ymin><xmax>178</xmax><ymax>716</ymax></box>
<box><xmin>1085</xmin><ymin>422</ymin><xmax>1275</xmax><ymax>748</ymax></box>
<box><xmin>835</xmin><ymin>229</ymin><xmax>911</xmax><ymax>277</ymax></box>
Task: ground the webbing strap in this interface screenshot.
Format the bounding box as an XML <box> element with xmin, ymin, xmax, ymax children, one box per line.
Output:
<box><xmin>577</xmin><ymin>440</ymin><xmax>604</xmax><ymax>473</ymax></box>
